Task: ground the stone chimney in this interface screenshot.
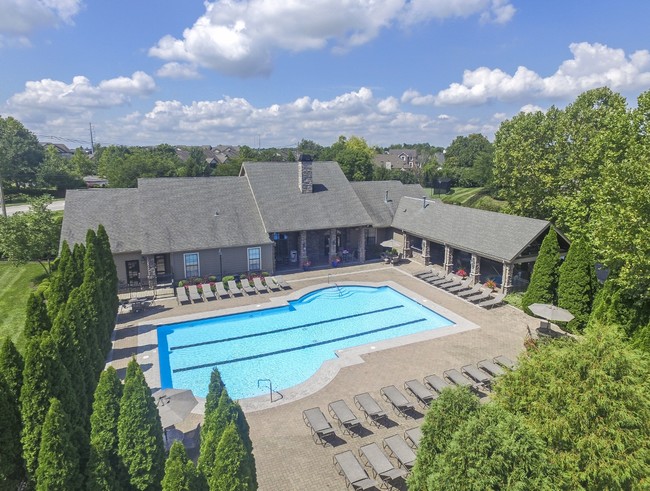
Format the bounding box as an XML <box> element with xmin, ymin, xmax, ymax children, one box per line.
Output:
<box><xmin>298</xmin><ymin>153</ymin><xmax>313</xmax><ymax>193</ymax></box>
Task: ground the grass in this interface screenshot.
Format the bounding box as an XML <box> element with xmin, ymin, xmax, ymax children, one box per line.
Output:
<box><xmin>432</xmin><ymin>187</ymin><xmax>508</xmax><ymax>213</ymax></box>
<box><xmin>0</xmin><ymin>261</ymin><xmax>47</xmax><ymax>352</ymax></box>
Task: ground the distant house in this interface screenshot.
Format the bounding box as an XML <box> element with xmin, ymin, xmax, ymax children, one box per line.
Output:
<box><xmin>43</xmin><ymin>143</ymin><xmax>74</xmax><ymax>159</ymax></box>
<box><xmin>60</xmin><ymin>155</ymin><xmax>565</xmax><ymax>293</ymax></box>
<box><xmin>175</xmin><ymin>145</ymin><xmax>240</xmax><ymax>169</ymax></box>
<box><xmin>373</xmin><ymin>149</ymin><xmax>420</xmax><ymax>170</ymax></box>
<box><xmin>82</xmin><ymin>176</ymin><xmax>109</xmax><ymax>188</ymax></box>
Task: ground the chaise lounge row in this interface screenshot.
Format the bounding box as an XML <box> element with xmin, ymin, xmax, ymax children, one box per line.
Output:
<box><xmin>176</xmin><ymin>275</ymin><xmax>290</xmax><ymax>304</ymax></box>
<box><xmin>413</xmin><ymin>269</ymin><xmax>506</xmax><ymax>309</ymax></box>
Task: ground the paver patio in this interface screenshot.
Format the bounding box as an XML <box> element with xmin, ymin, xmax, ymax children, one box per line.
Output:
<box><xmin>108</xmin><ymin>261</ymin><xmax>536</xmax><ymax>490</ymax></box>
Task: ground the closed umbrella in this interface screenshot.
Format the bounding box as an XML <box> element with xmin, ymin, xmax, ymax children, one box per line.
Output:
<box><xmin>152</xmin><ymin>388</ymin><xmax>198</xmax><ymax>429</ymax></box>
<box><xmin>528</xmin><ymin>303</ymin><xmax>575</xmax><ymax>323</ymax></box>
<box><xmin>380</xmin><ymin>239</ymin><xmax>402</xmax><ymax>249</ymax></box>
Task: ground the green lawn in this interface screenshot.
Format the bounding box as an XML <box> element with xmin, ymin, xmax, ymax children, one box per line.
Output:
<box><xmin>0</xmin><ymin>261</ymin><xmax>46</xmax><ymax>352</ymax></box>
<box><xmin>433</xmin><ymin>187</ymin><xmax>508</xmax><ymax>213</ymax></box>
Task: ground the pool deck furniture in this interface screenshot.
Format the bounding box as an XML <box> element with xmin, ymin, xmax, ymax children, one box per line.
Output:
<box><xmin>214</xmin><ymin>281</ymin><xmax>231</xmax><ymax>299</ymax></box>
<box><xmin>424</xmin><ymin>374</ymin><xmax>451</xmax><ymax>394</ymax></box>
<box><xmin>227</xmin><ymin>280</ymin><xmax>243</xmax><ymax>296</ymax></box>
<box><xmin>380</xmin><ymin>385</ymin><xmax>415</xmax><ymax>418</ymax></box>
<box><xmin>466</xmin><ymin>289</ymin><xmax>493</xmax><ymax>303</ymax></box>
<box><xmin>477</xmin><ymin>359</ymin><xmax>505</xmax><ymax>377</ymax></box>
<box><xmin>333</xmin><ymin>451</ymin><xmax>378</xmax><ymax>490</ymax></box>
<box><xmin>328</xmin><ymin>399</ymin><xmax>362</xmax><ymax>436</ymax></box>
<box><xmin>266</xmin><ymin>278</ymin><xmax>281</xmax><ymax>292</ymax></box>
<box><xmin>404</xmin><ymin>427</ymin><xmax>422</xmax><ymax>449</ymax></box>
<box><xmin>443</xmin><ymin>368</ymin><xmax>480</xmax><ymax>393</ymax></box>
<box><xmin>358</xmin><ymin>442</ymin><xmax>408</xmax><ymax>487</ymax></box>
<box><xmin>353</xmin><ymin>392</ymin><xmax>388</xmax><ymax>427</ymax></box>
<box><xmin>440</xmin><ymin>276</ymin><xmax>464</xmax><ymax>291</ymax></box>
<box><xmin>429</xmin><ymin>273</ymin><xmax>455</xmax><ymax>286</ymax></box>
<box><xmin>187</xmin><ymin>285</ymin><xmax>203</xmax><ymax>302</ymax></box>
<box><xmin>457</xmin><ymin>284</ymin><xmax>483</xmax><ymax>298</ymax></box>
<box><xmin>462</xmin><ymin>364</ymin><xmax>493</xmax><ymax>390</ymax></box>
<box><xmin>253</xmin><ymin>277</ymin><xmax>268</xmax><ymax>293</ymax></box>
<box><xmin>412</xmin><ymin>269</ymin><xmax>432</xmax><ymax>278</ymax></box>
<box><xmin>302</xmin><ymin>407</ymin><xmax>335</xmax><ymax>445</ymax></box>
<box><xmin>271</xmin><ymin>275</ymin><xmax>290</xmax><ymax>289</ymax></box>
<box><xmin>176</xmin><ymin>287</ymin><xmax>190</xmax><ymax>305</ymax></box>
<box><xmin>477</xmin><ymin>293</ymin><xmax>505</xmax><ymax>309</ymax></box>
<box><xmin>404</xmin><ymin>379</ymin><xmax>437</xmax><ymax>408</ymax></box>
<box><xmin>494</xmin><ymin>355</ymin><xmax>516</xmax><ymax>370</ymax></box>
<box><xmin>202</xmin><ymin>284</ymin><xmax>216</xmax><ymax>301</ymax></box>
<box><xmin>383</xmin><ymin>434</ymin><xmax>417</xmax><ymax>471</ymax></box>
<box><xmin>446</xmin><ymin>281</ymin><xmax>472</xmax><ymax>293</ymax></box>
<box><xmin>239</xmin><ymin>278</ymin><xmax>256</xmax><ymax>295</ymax></box>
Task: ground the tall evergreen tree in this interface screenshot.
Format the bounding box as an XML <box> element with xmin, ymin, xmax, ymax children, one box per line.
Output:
<box><xmin>199</xmin><ymin>390</ymin><xmax>233</xmax><ymax>483</ymax></box>
<box><xmin>209</xmin><ymin>422</ymin><xmax>255</xmax><ymax>491</ymax></box>
<box><xmin>78</xmin><ymin>266</ymin><xmax>106</xmax><ymax>375</ymax></box>
<box><xmin>47</xmin><ymin>241</ymin><xmax>73</xmax><ymax>318</ymax></box>
<box><xmin>96</xmin><ymin>224</ymin><xmax>119</xmax><ymax>337</ymax></box>
<box><xmin>35</xmin><ymin>398</ymin><xmax>80</xmax><ymax>491</ymax></box>
<box><xmin>24</xmin><ymin>291</ymin><xmax>52</xmax><ymax>339</ymax></box>
<box><xmin>87</xmin><ymin>367</ymin><xmax>124</xmax><ymax>491</ymax></box>
<box><xmin>204</xmin><ymin>368</ymin><xmax>225</xmax><ymax>415</ymax></box>
<box><xmin>0</xmin><ymin>336</ymin><xmax>24</xmax><ymax>405</ymax></box>
<box><xmin>117</xmin><ymin>359</ymin><xmax>165</xmax><ymax>491</ymax></box>
<box><xmin>72</xmin><ymin>242</ymin><xmax>87</xmax><ymax>286</ymax></box>
<box><xmin>557</xmin><ymin>237</ymin><xmax>599</xmax><ymax>332</ymax></box>
<box><xmin>162</xmin><ymin>441</ymin><xmax>203</xmax><ymax>491</ymax></box>
<box><xmin>522</xmin><ymin>228</ymin><xmax>562</xmax><ymax>314</ymax></box>
<box><xmin>0</xmin><ymin>374</ymin><xmax>25</xmax><ymax>488</ymax></box>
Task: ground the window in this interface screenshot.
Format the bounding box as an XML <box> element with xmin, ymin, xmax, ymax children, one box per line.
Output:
<box><xmin>125</xmin><ymin>260</ymin><xmax>140</xmax><ymax>286</ymax></box>
<box><xmin>183</xmin><ymin>253</ymin><xmax>200</xmax><ymax>278</ymax></box>
<box><xmin>154</xmin><ymin>254</ymin><xmax>167</xmax><ymax>276</ymax></box>
<box><xmin>247</xmin><ymin>247</ymin><xmax>261</xmax><ymax>271</ymax></box>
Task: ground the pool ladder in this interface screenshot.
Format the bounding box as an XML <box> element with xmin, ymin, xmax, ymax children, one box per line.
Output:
<box><xmin>258</xmin><ymin>379</ymin><xmax>283</xmax><ymax>403</ymax></box>
<box><xmin>327</xmin><ymin>276</ymin><xmax>343</xmax><ymax>297</ymax></box>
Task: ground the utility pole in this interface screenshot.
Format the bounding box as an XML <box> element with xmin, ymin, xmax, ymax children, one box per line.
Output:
<box><xmin>89</xmin><ymin>123</ymin><xmax>95</xmax><ymax>155</ymax></box>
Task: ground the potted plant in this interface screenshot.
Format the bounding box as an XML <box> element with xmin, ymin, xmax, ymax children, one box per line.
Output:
<box><xmin>302</xmin><ymin>259</ymin><xmax>311</xmax><ymax>271</ymax></box>
<box><xmin>485</xmin><ymin>279</ymin><xmax>497</xmax><ymax>291</ymax></box>
<box><xmin>456</xmin><ymin>268</ymin><xmax>468</xmax><ymax>279</ymax></box>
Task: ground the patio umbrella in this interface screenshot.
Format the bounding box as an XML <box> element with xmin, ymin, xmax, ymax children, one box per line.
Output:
<box><xmin>528</xmin><ymin>303</ymin><xmax>575</xmax><ymax>323</ymax></box>
<box><xmin>380</xmin><ymin>239</ymin><xmax>402</xmax><ymax>249</ymax></box>
<box><xmin>152</xmin><ymin>388</ymin><xmax>199</xmax><ymax>429</ymax></box>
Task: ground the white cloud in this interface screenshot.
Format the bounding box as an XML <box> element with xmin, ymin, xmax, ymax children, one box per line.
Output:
<box><xmin>432</xmin><ymin>42</ymin><xmax>650</xmax><ymax>105</ymax></box>
<box><xmin>156</xmin><ymin>62</ymin><xmax>202</xmax><ymax>80</ymax></box>
<box><xmin>0</xmin><ymin>0</ymin><xmax>82</xmax><ymax>36</ymax></box>
<box><xmin>519</xmin><ymin>104</ymin><xmax>543</xmax><ymax>113</ymax></box>
<box><xmin>149</xmin><ymin>0</ymin><xmax>514</xmax><ymax>77</ymax></box>
<box><xmin>401</xmin><ymin>89</ymin><xmax>436</xmax><ymax>106</ymax></box>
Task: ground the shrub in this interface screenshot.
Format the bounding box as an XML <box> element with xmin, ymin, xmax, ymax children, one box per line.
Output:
<box><xmin>208</xmin><ymin>275</ymin><xmax>217</xmax><ymax>282</ymax></box>
<box><xmin>177</xmin><ymin>280</ymin><xmax>187</xmax><ymax>287</ymax></box>
<box><xmin>222</xmin><ymin>275</ymin><xmax>235</xmax><ymax>284</ymax></box>
<box><xmin>485</xmin><ymin>279</ymin><xmax>497</xmax><ymax>291</ymax></box>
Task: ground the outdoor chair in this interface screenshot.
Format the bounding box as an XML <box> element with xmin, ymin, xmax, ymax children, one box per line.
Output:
<box><xmin>404</xmin><ymin>379</ymin><xmax>437</xmax><ymax>408</ymax></box>
<box><xmin>252</xmin><ymin>276</ymin><xmax>268</xmax><ymax>293</ymax></box>
<box><xmin>227</xmin><ymin>280</ymin><xmax>243</xmax><ymax>296</ymax></box>
<box><xmin>358</xmin><ymin>443</ymin><xmax>408</xmax><ymax>487</ymax></box>
<box><xmin>477</xmin><ymin>359</ymin><xmax>505</xmax><ymax>377</ymax></box>
<box><xmin>444</xmin><ymin>368</ymin><xmax>481</xmax><ymax>393</ymax></box>
<box><xmin>380</xmin><ymin>385</ymin><xmax>415</xmax><ymax>418</ymax></box>
<box><xmin>302</xmin><ymin>407</ymin><xmax>335</xmax><ymax>445</ymax></box>
<box><xmin>266</xmin><ymin>278</ymin><xmax>281</xmax><ymax>292</ymax></box>
<box><xmin>214</xmin><ymin>282</ymin><xmax>231</xmax><ymax>299</ymax></box>
<box><xmin>466</xmin><ymin>288</ymin><xmax>493</xmax><ymax>303</ymax></box>
<box><xmin>461</xmin><ymin>364</ymin><xmax>493</xmax><ymax>390</ymax></box>
<box><xmin>404</xmin><ymin>427</ymin><xmax>422</xmax><ymax>449</ymax></box>
<box><xmin>446</xmin><ymin>281</ymin><xmax>472</xmax><ymax>293</ymax></box>
<box><xmin>353</xmin><ymin>392</ymin><xmax>388</xmax><ymax>427</ymax></box>
<box><xmin>271</xmin><ymin>275</ymin><xmax>290</xmax><ymax>289</ymax></box>
<box><xmin>413</xmin><ymin>269</ymin><xmax>433</xmax><ymax>278</ymax></box>
<box><xmin>328</xmin><ymin>400</ymin><xmax>362</xmax><ymax>436</ymax></box>
<box><xmin>176</xmin><ymin>287</ymin><xmax>190</xmax><ymax>305</ymax></box>
<box><xmin>428</xmin><ymin>273</ymin><xmax>455</xmax><ymax>286</ymax></box>
<box><xmin>477</xmin><ymin>293</ymin><xmax>505</xmax><ymax>309</ymax></box>
<box><xmin>333</xmin><ymin>451</ymin><xmax>378</xmax><ymax>490</ymax></box>
<box><xmin>457</xmin><ymin>283</ymin><xmax>483</xmax><ymax>298</ymax></box>
<box><xmin>440</xmin><ymin>276</ymin><xmax>464</xmax><ymax>291</ymax></box>
<box><xmin>494</xmin><ymin>355</ymin><xmax>516</xmax><ymax>370</ymax></box>
<box><xmin>419</xmin><ymin>271</ymin><xmax>443</xmax><ymax>282</ymax></box>
<box><xmin>187</xmin><ymin>285</ymin><xmax>202</xmax><ymax>302</ymax></box>
<box><xmin>239</xmin><ymin>278</ymin><xmax>256</xmax><ymax>295</ymax></box>
<box><xmin>383</xmin><ymin>434</ymin><xmax>417</xmax><ymax>471</ymax></box>
<box><xmin>423</xmin><ymin>374</ymin><xmax>451</xmax><ymax>394</ymax></box>
<box><xmin>202</xmin><ymin>283</ymin><xmax>216</xmax><ymax>301</ymax></box>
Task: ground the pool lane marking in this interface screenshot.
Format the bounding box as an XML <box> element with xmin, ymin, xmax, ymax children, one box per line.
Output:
<box><xmin>172</xmin><ymin>317</ymin><xmax>427</xmax><ymax>373</ymax></box>
<box><xmin>168</xmin><ymin>304</ymin><xmax>405</xmax><ymax>351</ymax></box>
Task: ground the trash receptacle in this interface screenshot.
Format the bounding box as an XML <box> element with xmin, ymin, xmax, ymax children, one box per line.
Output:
<box><xmin>290</xmin><ymin>250</ymin><xmax>298</xmax><ymax>263</ymax></box>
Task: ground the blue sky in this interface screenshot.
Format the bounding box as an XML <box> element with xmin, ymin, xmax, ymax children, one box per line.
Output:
<box><xmin>2</xmin><ymin>1</ymin><xmax>650</xmax><ymax>149</ymax></box>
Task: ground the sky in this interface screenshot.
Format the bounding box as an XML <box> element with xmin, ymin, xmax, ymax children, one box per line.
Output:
<box><xmin>2</xmin><ymin>1</ymin><xmax>650</xmax><ymax>150</ymax></box>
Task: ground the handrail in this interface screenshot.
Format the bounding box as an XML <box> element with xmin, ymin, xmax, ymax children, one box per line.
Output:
<box><xmin>257</xmin><ymin>378</ymin><xmax>283</xmax><ymax>403</ymax></box>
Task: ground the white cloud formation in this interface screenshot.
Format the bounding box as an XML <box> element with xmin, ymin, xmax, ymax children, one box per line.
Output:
<box><xmin>432</xmin><ymin>42</ymin><xmax>650</xmax><ymax>105</ymax></box>
<box><xmin>156</xmin><ymin>62</ymin><xmax>202</xmax><ymax>80</ymax></box>
<box><xmin>401</xmin><ymin>89</ymin><xmax>436</xmax><ymax>106</ymax></box>
<box><xmin>149</xmin><ymin>0</ymin><xmax>514</xmax><ymax>77</ymax></box>
<box><xmin>0</xmin><ymin>0</ymin><xmax>82</xmax><ymax>36</ymax></box>
<box><xmin>519</xmin><ymin>104</ymin><xmax>543</xmax><ymax>113</ymax></box>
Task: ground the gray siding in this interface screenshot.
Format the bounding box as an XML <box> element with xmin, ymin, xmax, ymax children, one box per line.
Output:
<box><xmin>114</xmin><ymin>252</ymin><xmax>143</xmax><ymax>285</ymax></box>
<box><xmin>169</xmin><ymin>244</ymin><xmax>274</xmax><ymax>280</ymax></box>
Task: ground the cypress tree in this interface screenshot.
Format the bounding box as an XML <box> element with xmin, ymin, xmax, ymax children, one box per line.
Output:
<box><xmin>47</xmin><ymin>241</ymin><xmax>73</xmax><ymax>318</ymax></box>
<box><xmin>117</xmin><ymin>359</ymin><xmax>165</xmax><ymax>491</ymax></box>
<box><xmin>522</xmin><ymin>228</ymin><xmax>561</xmax><ymax>314</ymax></box>
<box><xmin>96</xmin><ymin>225</ymin><xmax>119</xmax><ymax>338</ymax></box>
<box><xmin>199</xmin><ymin>390</ymin><xmax>234</xmax><ymax>482</ymax></box>
<box><xmin>71</xmin><ymin>242</ymin><xmax>86</xmax><ymax>289</ymax></box>
<box><xmin>204</xmin><ymin>368</ymin><xmax>225</xmax><ymax>415</ymax></box>
<box><xmin>35</xmin><ymin>398</ymin><xmax>80</xmax><ymax>491</ymax></box>
<box><xmin>0</xmin><ymin>374</ymin><xmax>25</xmax><ymax>488</ymax></box>
<box><xmin>0</xmin><ymin>336</ymin><xmax>24</xmax><ymax>405</ymax></box>
<box><xmin>209</xmin><ymin>422</ymin><xmax>254</xmax><ymax>491</ymax></box>
<box><xmin>24</xmin><ymin>291</ymin><xmax>52</xmax><ymax>339</ymax></box>
<box><xmin>558</xmin><ymin>237</ymin><xmax>599</xmax><ymax>332</ymax></box>
<box><xmin>78</xmin><ymin>266</ymin><xmax>106</xmax><ymax>376</ymax></box>
<box><xmin>162</xmin><ymin>441</ymin><xmax>203</xmax><ymax>491</ymax></box>
<box><xmin>87</xmin><ymin>367</ymin><xmax>124</xmax><ymax>491</ymax></box>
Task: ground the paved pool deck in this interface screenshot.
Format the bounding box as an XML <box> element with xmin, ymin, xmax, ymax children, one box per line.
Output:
<box><xmin>108</xmin><ymin>261</ymin><xmax>538</xmax><ymax>490</ymax></box>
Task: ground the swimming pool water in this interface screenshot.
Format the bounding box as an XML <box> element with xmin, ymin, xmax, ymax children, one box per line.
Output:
<box><xmin>157</xmin><ymin>285</ymin><xmax>453</xmax><ymax>400</ymax></box>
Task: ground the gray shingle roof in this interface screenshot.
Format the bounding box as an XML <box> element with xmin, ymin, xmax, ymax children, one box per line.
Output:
<box><xmin>350</xmin><ymin>181</ymin><xmax>427</xmax><ymax>228</ymax></box>
<box><xmin>242</xmin><ymin>161</ymin><xmax>372</xmax><ymax>232</ymax></box>
<box><xmin>391</xmin><ymin>196</ymin><xmax>551</xmax><ymax>262</ymax></box>
<box><xmin>60</xmin><ymin>189</ymin><xmax>141</xmax><ymax>253</ymax></box>
<box><xmin>137</xmin><ymin>177</ymin><xmax>271</xmax><ymax>254</ymax></box>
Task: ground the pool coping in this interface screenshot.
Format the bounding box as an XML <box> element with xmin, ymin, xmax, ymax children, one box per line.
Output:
<box><xmin>125</xmin><ymin>280</ymin><xmax>480</xmax><ymax>414</ymax></box>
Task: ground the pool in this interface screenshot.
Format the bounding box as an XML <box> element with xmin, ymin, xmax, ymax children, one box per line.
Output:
<box><xmin>157</xmin><ymin>285</ymin><xmax>454</xmax><ymax>400</ymax></box>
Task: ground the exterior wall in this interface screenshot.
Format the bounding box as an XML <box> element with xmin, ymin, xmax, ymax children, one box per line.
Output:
<box><xmin>169</xmin><ymin>244</ymin><xmax>274</xmax><ymax>280</ymax></box>
<box><xmin>114</xmin><ymin>251</ymin><xmax>143</xmax><ymax>285</ymax></box>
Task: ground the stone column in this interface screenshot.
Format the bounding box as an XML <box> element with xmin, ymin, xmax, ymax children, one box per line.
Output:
<box><xmin>469</xmin><ymin>253</ymin><xmax>481</xmax><ymax>285</ymax></box>
<box><xmin>443</xmin><ymin>245</ymin><xmax>454</xmax><ymax>274</ymax></box>
<box><xmin>422</xmin><ymin>239</ymin><xmax>430</xmax><ymax>266</ymax></box>
<box><xmin>299</xmin><ymin>230</ymin><xmax>307</xmax><ymax>265</ymax></box>
<box><xmin>357</xmin><ymin>227</ymin><xmax>366</xmax><ymax>263</ymax></box>
<box><xmin>146</xmin><ymin>255</ymin><xmax>157</xmax><ymax>290</ymax></box>
<box><xmin>502</xmin><ymin>262</ymin><xmax>514</xmax><ymax>294</ymax></box>
<box><xmin>329</xmin><ymin>228</ymin><xmax>338</xmax><ymax>262</ymax></box>
<box><xmin>402</xmin><ymin>233</ymin><xmax>411</xmax><ymax>258</ymax></box>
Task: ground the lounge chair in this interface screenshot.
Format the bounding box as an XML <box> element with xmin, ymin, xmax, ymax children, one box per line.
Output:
<box><xmin>227</xmin><ymin>280</ymin><xmax>243</xmax><ymax>296</ymax></box>
<box><xmin>266</xmin><ymin>278</ymin><xmax>281</xmax><ymax>292</ymax></box>
<box><xmin>333</xmin><ymin>451</ymin><xmax>378</xmax><ymax>490</ymax></box>
<box><xmin>359</xmin><ymin>443</ymin><xmax>408</xmax><ymax>487</ymax></box>
<box><xmin>176</xmin><ymin>286</ymin><xmax>190</xmax><ymax>305</ymax></box>
<box><xmin>328</xmin><ymin>400</ymin><xmax>362</xmax><ymax>436</ymax></box>
<box><xmin>239</xmin><ymin>277</ymin><xmax>256</xmax><ymax>295</ymax></box>
<box><xmin>423</xmin><ymin>374</ymin><xmax>451</xmax><ymax>394</ymax></box>
<box><xmin>457</xmin><ymin>283</ymin><xmax>483</xmax><ymax>298</ymax></box>
<box><xmin>429</xmin><ymin>273</ymin><xmax>455</xmax><ymax>286</ymax></box>
<box><xmin>202</xmin><ymin>283</ymin><xmax>216</xmax><ymax>301</ymax></box>
<box><xmin>302</xmin><ymin>407</ymin><xmax>335</xmax><ymax>445</ymax></box>
<box><xmin>443</xmin><ymin>368</ymin><xmax>479</xmax><ymax>392</ymax></box>
<box><xmin>466</xmin><ymin>289</ymin><xmax>493</xmax><ymax>303</ymax></box>
<box><xmin>353</xmin><ymin>392</ymin><xmax>388</xmax><ymax>427</ymax></box>
<box><xmin>271</xmin><ymin>275</ymin><xmax>290</xmax><ymax>289</ymax></box>
<box><xmin>477</xmin><ymin>359</ymin><xmax>505</xmax><ymax>377</ymax></box>
<box><xmin>419</xmin><ymin>271</ymin><xmax>443</xmax><ymax>282</ymax></box>
<box><xmin>187</xmin><ymin>285</ymin><xmax>202</xmax><ymax>302</ymax></box>
<box><xmin>404</xmin><ymin>427</ymin><xmax>422</xmax><ymax>448</ymax></box>
<box><xmin>461</xmin><ymin>364</ymin><xmax>493</xmax><ymax>390</ymax></box>
<box><xmin>477</xmin><ymin>293</ymin><xmax>505</xmax><ymax>309</ymax></box>
<box><xmin>494</xmin><ymin>355</ymin><xmax>516</xmax><ymax>370</ymax></box>
<box><xmin>380</xmin><ymin>385</ymin><xmax>415</xmax><ymax>418</ymax></box>
<box><xmin>413</xmin><ymin>269</ymin><xmax>432</xmax><ymax>278</ymax></box>
<box><xmin>252</xmin><ymin>277</ymin><xmax>268</xmax><ymax>293</ymax></box>
<box><xmin>383</xmin><ymin>434</ymin><xmax>417</xmax><ymax>471</ymax></box>
<box><xmin>214</xmin><ymin>281</ymin><xmax>231</xmax><ymax>299</ymax></box>
<box><xmin>440</xmin><ymin>276</ymin><xmax>464</xmax><ymax>291</ymax></box>
<box><xmin>446</xmin><ymin>281</ymin><xmax>472</xmax><ymax>293</ymax></box>
<box><xmin>404</xmin><ymin>379</ymin><xmax>437</xmax><ymax>408</ymax></box>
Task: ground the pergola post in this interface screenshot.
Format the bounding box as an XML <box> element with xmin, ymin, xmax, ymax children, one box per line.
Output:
<box><xmin>357</xmin><ymin>227</ymin><xmax>366</xmax><ymax>263</ymax></box>
<box><xmin>402</xmin><ymin>233</ymin><xmax>411</xmax><ymax>258</ymax></box>
<box><xmin>469</xmin><ymin>253</ymin><xmax>480</xmax><ymax>285</ymax></box>
<box><xmin>145</xmin><ymin>255</ymin><xmax>157</xmax><ymax>290</ymax></box>
<box><xmin>422</xmin><ymin>239</ymin><xmax>430</xmax><ymax>266</ymax></box>
<box><xmin>299</xmin><ymin>230</ymin><xmax>308</xmax><ymax>265</ymax></box>
<box><xmin>502</xmin><ymin>262</ymin><xmax>514</xmax><ymax>294</ymax></box>
<box><xmin>443</xmin><ymin>245</ymin><xmax>454</xmax><ymax>274</ymax></box>
<box><xmin>329</xmin><ymin>228</ymin><xmax>337</xmax><ymax>262</ymax></box>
